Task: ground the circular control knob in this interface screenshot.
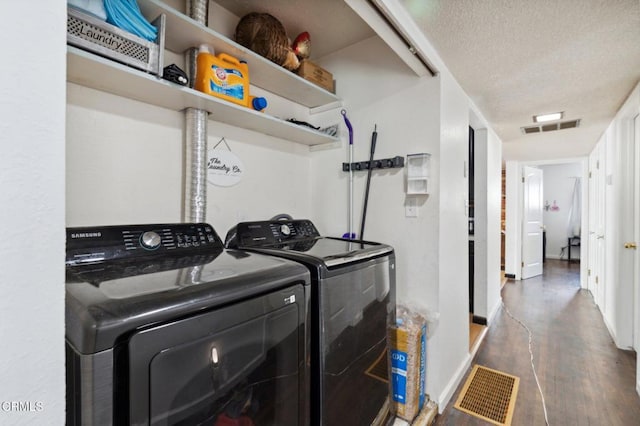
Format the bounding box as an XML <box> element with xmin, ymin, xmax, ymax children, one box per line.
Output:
<box><xmin>140</xmin><ymin>231</ymin><xmax>161</xmax><ymax>250</ymax></box>
<box><xmin>280</xmin><ymin>224</ymin><xmax>291</xmax><ymax>237</ymax></box>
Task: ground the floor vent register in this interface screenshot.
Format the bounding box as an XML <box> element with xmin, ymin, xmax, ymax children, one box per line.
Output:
<box><xmin>454</xmin><ymin>364</ymin><xmax>520</xmax><ymax>426</ymax></box>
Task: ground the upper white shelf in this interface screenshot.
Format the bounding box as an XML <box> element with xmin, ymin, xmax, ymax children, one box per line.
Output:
<box><xmin>67</xmin><ymin>46</ymin><xmax>339</xmax><ymax>146</ymax></box>
<box><xmin>138</xmin><ymin>0</ymin><xmax>340</xmax><ymax>109</ymax></box>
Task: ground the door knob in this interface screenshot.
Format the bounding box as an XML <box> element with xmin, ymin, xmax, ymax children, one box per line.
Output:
<box><xmin>624</xmin><ymin>242</ymin><xmax>637</xmax><ymax>249</ymax></box>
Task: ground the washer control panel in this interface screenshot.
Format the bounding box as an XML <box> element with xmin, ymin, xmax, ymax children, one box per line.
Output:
<box><xmin>66</xmin><ymin>223</ymin><xmax>223</xmax><ymax>265</ymax></box>
<box><xmin>232</xmin><ymin>219</ymin><xmax>320</xmax><ymax>247</ymax></box>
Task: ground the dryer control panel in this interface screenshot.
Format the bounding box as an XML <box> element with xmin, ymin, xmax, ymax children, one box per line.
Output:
<box><xmin>66</xmin><ymin>223</ymin><xmax>223</xmax><ymax>265</ymax></box>
<box><xmin>231</xmin><ymin>219</ymin><xmax>320</xmax><ymax>248</ymax></box>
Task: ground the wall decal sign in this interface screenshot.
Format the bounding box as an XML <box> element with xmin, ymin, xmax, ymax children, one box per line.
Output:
<box><xmin>207</xmin><ymin>138</ymin><xmax>244</xmax><ymax>187</ymax></box>
<box><xmin>545</xmin><ymin>200</ymin><xmax>560</xmax><ymax>211</ymax></box>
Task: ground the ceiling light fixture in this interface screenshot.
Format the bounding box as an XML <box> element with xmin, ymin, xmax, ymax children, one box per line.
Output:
<box><xmin>533</xmin><ymin>112</ymin><xmax>563</xmax><ymax>123</ymax></box>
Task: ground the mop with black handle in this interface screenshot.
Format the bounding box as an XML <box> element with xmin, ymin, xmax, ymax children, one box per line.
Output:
<box><xmin>360</xmin><ymin>124</ymin><xmax>377</xmax><ymax>240</ymax></box>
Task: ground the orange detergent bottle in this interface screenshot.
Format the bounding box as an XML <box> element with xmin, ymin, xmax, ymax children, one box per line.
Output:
<box><xmin>194</xmin><ymin>45</ymin><xmax>251</xmax><ymax>107</ymax></box>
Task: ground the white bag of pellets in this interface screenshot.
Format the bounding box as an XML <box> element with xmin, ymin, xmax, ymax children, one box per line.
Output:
<box><xmin>388</xmin><ymin>305</ymin><xmax>428</xmax><ymax>422</ymax></box>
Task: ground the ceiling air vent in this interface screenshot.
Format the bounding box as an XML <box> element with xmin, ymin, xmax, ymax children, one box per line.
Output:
<box><xmin>521</xmin><ymin>119</ymin><xmax>581</xmax><ymax>135</ymax></box>
<box><xmin>560</xmin><ymin>119</ymin><xmax>581</xmax><ymax>129</ymax></box>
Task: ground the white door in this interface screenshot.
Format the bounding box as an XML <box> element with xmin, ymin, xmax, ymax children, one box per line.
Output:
<box><xmin>596</xmin><ymin>142</ymin><xmax>607</xmax><ymax>309</ymax></box>
<box><xmin>522</xmin><ymin>166</ymin><xmax>544</xmax><ymax>279</ymax></box>
<box><xmin>587</xmin><ymin>151</ymin><xmax>598</xmax><ymax>296</ymax></box>
<box><xmin>592</xmin><ymin>141</ymin><xmax>607</xmax><ymax>309</ymax></box>
<box><xmin>616</xmin><ymin>113</ymin><xmax>638</xmax><ymax>346</ymax></box>
<box><xmin>633</xmin><ymin>114</ymin><xmax>640</xmax><ymax>391</ymax></box>
<box><xmin>588</xmin><ymin>143</ymin><xmax>606</xmax><ymax>308</ymax></box>
<box><xmin>631</xmin><ymin>114</ymin><xmax>640</xmax><ymax>352</ymax></box>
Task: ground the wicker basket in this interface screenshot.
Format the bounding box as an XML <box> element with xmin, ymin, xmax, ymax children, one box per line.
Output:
<box><xmin>67</xmin><ymin>6</ymin><xmax>165</xmax><ymax>76</ymax></box>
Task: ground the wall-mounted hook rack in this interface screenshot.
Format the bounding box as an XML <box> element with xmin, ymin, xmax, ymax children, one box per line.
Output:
<box><xmin>342</xmin><ymin>155</ymin><xmax>405</xmax><ymax>172</ymax></box>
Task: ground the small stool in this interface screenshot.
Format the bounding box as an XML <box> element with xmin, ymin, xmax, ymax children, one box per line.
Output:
<box><xmin>567</xmin><ymin>237</ymin><xmax>580</xmax><ymax>262</ymax></box>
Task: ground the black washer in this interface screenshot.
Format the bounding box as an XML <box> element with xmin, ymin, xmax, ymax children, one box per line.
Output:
<box><xmin>65</xmin><ymin>223</ymin><xmax>310</xmax><ymax>426</ymax></box>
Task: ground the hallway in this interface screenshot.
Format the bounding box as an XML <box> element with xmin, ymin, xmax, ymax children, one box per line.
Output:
<box><xmin>435</xmin><ymin>260</ymin><xmax>640</xmax><ymax>425</ymax></box>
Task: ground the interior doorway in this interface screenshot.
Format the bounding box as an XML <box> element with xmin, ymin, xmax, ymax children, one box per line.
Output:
<box><xmin>468</xmin><ymin>126</ymin><xmax>475</xmax><ymax>314</ymax></box>
<box><xmin>467</xmin><ymin>114</ymin><xmax>502</xmax><ymax>352</ymax></box>
<box><xmin>467</xmin><ymin>123</ymin><xmax>492</xmax><ymax>352</ymax></box>
<box><xmin>468</xmin><ymin>125</ymin><xmax>484</xmax><ymax>350</ymax></box>
<box><xmin>504</xmin><ymin>159</ymin><xmax>588</xmax><ymax>286</ymax></box>
<box><xmin>539</xmin><ymin>163</ymin><xmax>584</xmax><ymax>265</ymax></box>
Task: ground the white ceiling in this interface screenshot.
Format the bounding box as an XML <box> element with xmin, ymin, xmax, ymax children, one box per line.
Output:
<box><xmin>402</xmin><ymin>0</ymin><xmax>640</xmax><ymax>161</ymax></box>
<box><xmin>215</xmin><ymin>0</ymin><xmax>640</xmax><ymax>161</ymax></box>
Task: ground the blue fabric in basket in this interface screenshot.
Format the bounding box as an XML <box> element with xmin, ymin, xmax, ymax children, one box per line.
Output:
<box><xmin>68</xmin><ymin>0</ymin><xmax>107</xmax><ymax>20</ymax></box>
<box><xmin>104</xmin><ymin>0</ymin><xmax>158</xmax><ymax>41</ymax></box>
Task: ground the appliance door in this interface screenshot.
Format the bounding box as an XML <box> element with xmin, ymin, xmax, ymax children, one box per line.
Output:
<box><xmin>318</xmin><ymin>255</ymin><xmax>395</xmax><ymax>426</ymax></box>
<box><xmin>265</xmin><ymin>238</ymin><xmax>392</xmax><ymax>269</ymax></box>
<box><xmin>123</xmin><ymin>283</ymin><xmax>308</xmax><ymax>426</ymax></box>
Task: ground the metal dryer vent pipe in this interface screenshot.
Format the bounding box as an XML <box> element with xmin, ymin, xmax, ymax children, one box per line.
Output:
<box><xmin>186</xmin><ymin>0</ymin><xmax>208</xmax><ymax>26</ymax></box>
<box><xmin>184</xmin><ymin>108</ymin><xmax>208</xmax><ymax>222</ymax></box>
<box><xmin>184</xmin><ymin>0</ymin><xmax>208</xmax><ymax>88</ymax></box>
<box><xmin>184</xmin><ymin>0</ymin><xmax>209</xmax><ymax>223</ymax></box>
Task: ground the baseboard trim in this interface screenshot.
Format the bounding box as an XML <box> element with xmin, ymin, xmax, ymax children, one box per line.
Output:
<box><xmin>602</xmin><ymin>314</ymin><xmax>619</xmax><ymax>347</ymax></box>
<box><xmin>437</xmin><ymin>353</ymin><xmax>471</xmax><ymax>414</ymax></box>
<box><xmin>471</xmin><ymin>315</ymin><xmax>487</xmax><ymax>325</ymax></box>
<box><xmin>488</xmin><ymin>298</ymin><xmax>502</xmax><ymax>325</ymax></box>
<box><xmin>600</xmin><ymin>311</ymin><xmax>632</xmax><ymax>349</ymax></box>
<box><xmin>546</xmin><ymin>255</ymin><xmax>581</xmax><ymax>261</ymax></box>
<box><xmin>469</xmin><ymin>325</ymin><xmax>489</xmax><ymax>357</ymax></box>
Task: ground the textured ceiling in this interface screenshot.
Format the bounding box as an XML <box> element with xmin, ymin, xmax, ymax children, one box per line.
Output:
<box><xmin>214</xmin><ymin>0</ymin><xmax>640</xmax><ymax>161</ymax></box>
<box><xmin>402</xmin><ymin>0</ymin><xmax>640</xmax><ymax>161</ymax></box>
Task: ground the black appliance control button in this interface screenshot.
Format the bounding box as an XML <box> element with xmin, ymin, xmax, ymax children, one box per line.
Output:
<box><xmin>140</xmin><ymin>231</ymin><xmax>162</xmax><ymax>250</ymax></box>
<box><xmin>280</xmin><ymin>224</ymin><xmax>291</xmax><ymax>237</ymax></box>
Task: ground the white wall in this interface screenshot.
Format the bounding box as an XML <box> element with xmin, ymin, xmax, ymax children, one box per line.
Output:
<box><xmin>540</xmin><ymin>163</ymin><xmax>582</xmax><ymax>259</ymax></box>
<box><xmin>310</xmin><ymin>36</ymin><xmax>446</xmax><ymax>396</ymax></box>
<box><xmin>474</xmin><ymin>128</ymin><xmax>502</xmax><ymax>319</ymax></box>
<box><xmin>473</xmin><ymin>128</ymin><xmax>503</xmax><ymax>321</ymax></box>
<box><xmin>433</xmin><ymin>70</ymin><xmax>474</xmax><ymax>408</ymax></box>
<box><xmin>485</xmin><ymin>129</ymin><xmax>503</xmax><ymax>320</ymax></box>
<box><xmin>0</xmin><ymin>1</ymin><xmax>66</xmax><ymax>424</ymax></box>
<box><xmin>312</xmin><ymin>35</ymin><xmax>503</xmax><ymax>410</ymax></box>
<box><xmin>67</xmin><ymin>85</ymin><xmax>184</xmax><ymax>225</ymax></box>
<box><xmin>311</xmin><ymin>36</ymin><xmax>440</xmax><ymax>304</ymax></box>
<box><xmin>597</xmin><ymin>82</ymin><xmax>640</xmax><ymax>350</ymax></box>
<box><xmin>67</xmin><ymin>85</ymin><xmax>313</xmax><ymax>233</ymax></box>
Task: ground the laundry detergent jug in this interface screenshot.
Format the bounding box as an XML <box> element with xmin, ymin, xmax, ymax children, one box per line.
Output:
<box><xmin>195</xmin><ymin>45</ymin><xmax>250</xmax><ymax>107</ymax></box>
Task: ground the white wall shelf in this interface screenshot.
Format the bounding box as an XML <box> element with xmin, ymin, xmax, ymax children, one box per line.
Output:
<box><xmin>138</xmin><ymin>0</ymin><xmax>340</xmax><ymax>109</ymax></box>
<box><xmin>406</xmin><ymin>153</ymin><xmax>430</xmax><ymax>195</ymax></box>
<box><xmin>67</xmin><ymin>47</ymin><xmax>339</xmax><ymax>146</ymax></box>
<box><xmin>66</xmin><ymin>0</ymin><xmax>343</xmax><ymax>147</ymax></box>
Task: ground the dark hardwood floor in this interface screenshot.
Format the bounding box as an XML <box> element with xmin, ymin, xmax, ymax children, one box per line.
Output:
<box><xmin>435</xmin><ymin>260</ymin><xmax>640</xmax><ymax>425</ymax></box>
